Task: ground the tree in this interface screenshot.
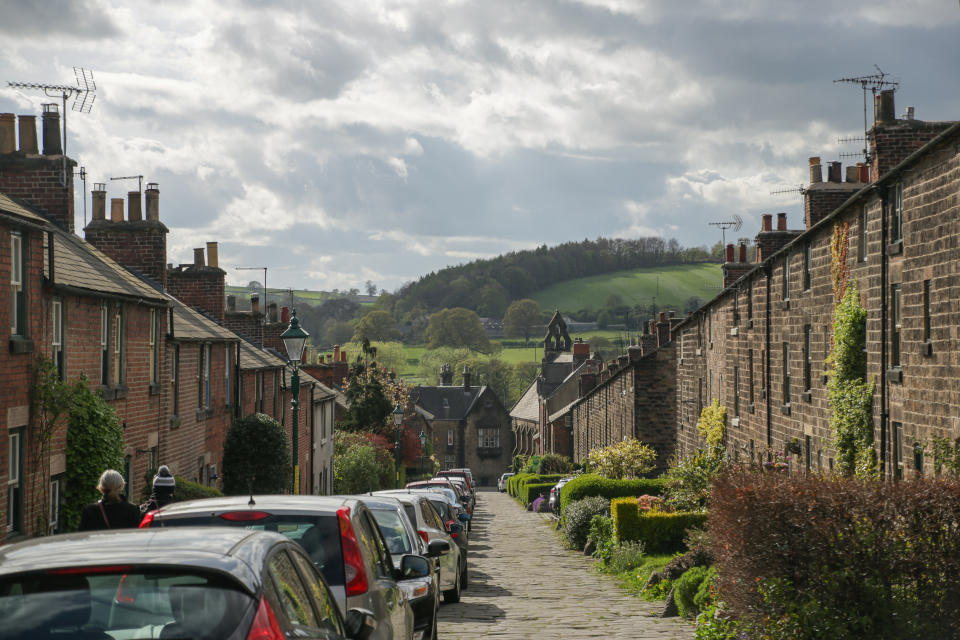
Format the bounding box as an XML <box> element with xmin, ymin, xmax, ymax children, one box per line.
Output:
<box><xmin>247</xmin><ymin>280</ymin><xmax>262</xmax><ymax>291</ymax></box>
<box><xmin>475</xmin><ymin>282</ymin><xmax>511</xmax><ymax>318</ymax></box>
<box><xmin>333</xmin><ymin>434</ymin><xmax>380</xmax><ymax>494</ymax></box>
<box><xmin>503</xmin><ymin>299</ymin><xmax>542</xmax><ymax>343</ymax></box>
<box><xmin>340</xmin><ymin>358</ymin><xmax>411</xmax><ymax>435</ymax></box>
<box><xmin>222</xmin><ymin>413</ymin><xmax>291</xmax><ymax>495</ymax></box>
<box><xmin>348</xmin><ymin>341</ymin><xmax>405</xmax><ymax>374</ymax></box>
<box><xmin>30</xmin><ymin>357</ymin><xmax>75</xmax><ymax>535</ymax></box>
<box><xmin>353</xmin><ymin>310</ymin><xmax>401</xmax><ymax>342</ymax></box>
<box><xmin>365</xmin><ymin>280</ymin><xmax>378</xmax><ymax>296</ymax></box>
<box><xmin>324</xmin><ymin>320</ymin><xmax>356</xmax><ymax>346</ymax></box>
<box><xmin>426</xmin><ymin>308</ymin><xmax>494</xmax><ymax>353</ymax></box>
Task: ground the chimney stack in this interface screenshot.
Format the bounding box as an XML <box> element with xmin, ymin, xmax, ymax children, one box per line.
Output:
<box><xmin>227</xmin><ymin>295</ymin><xmax>236</xmax><ymax>312</ymax></box>
<box><xmin>128</xmin><ymin>191</ymin><xmax>142</xmax><ymax>221</ymax></box>
<box><xmin>206</xmin><ymin>241</ymin><xmax>218</xmax><ymax>268</ymax></box>
<box><xmin>251</xmin><ymin>295</ymin><xmax>260</xmax><ymax>314</ymax></box>
<box><xmin>17</xmin><ymin>115</ymin><xmax>37</xmax><ymax>154</ymax></box>
<box><xmin>193</xmin><ymin>248</ymin><xmax>205</xmax><ymax>267</ymax></box>
<box><xmin>808</xmin><ymin>157</ymin><xmax>822</xmax><ymax>184</ymax></box>
<box><xmin>92</xmin><ymin>184</ymin><xmax>106</xmax><ymax>221</ymax></box>
<box><xmin>875</xmin><ymin>89</ymin><xmax>896</xmax><ymax>125</ymax></box>
<box><xmin>267</xmin><ymin>302</ymin><xmax>278</xmax><ymax>323</ymax></box>
<box><xmin>0</xmin><ymin>113</ymin><xmax>14</xmax><ymax>153</ymax></box>
<box><xmin>281</xmin><ymin>306</ymin><xmax>290</xmax><ymax>324</ymax></box>
<box><xmin>827</xmin><ymin>161</ymin><xmax>842</xmax><ymax>183</ymax></box>
<box><xmin>903</xmin><ymin>106</ymin><xmax>915</xmax><ymax>120</ymax></box>
<box><xmin>857</xmin><ymin>162</ymin><xmax>870</xmax><ymax>183</ymax></box>
<box><xmin>145</xmin><ymin>183</ymin><xmax>160</xmax><ymax>221</ymax></box>
<box><xmin>762</xmin><ymin>214</ymin><xmax>772</xmax><ymax>232</ymax></box>
<box><xmin>725</xmin><ymin>243</ymin><xmax>734</xmax><ymax>263</ymax></box>
<box><xmin>845</xmin><ymin>166</ymin><xmax>858</xmax><ymax>183</ymax></box>
<box><xmin>777</xmin><ymin>212</ymin><xmax>787</xmax><ymax>230</ymax></box>
<box><xmin>738</xmin><ymin>242</ymin><xmax>747</xmax><ymax>263</ymax></box>
<box><xmin>110</xmin><ymin>198</ymin><xmax>124</xmax><ymax>222</ymax></box>
<box><xmin>41</xmin><ymin>104</ymin><xmax>62</xmax><ymax>155</ymax></box>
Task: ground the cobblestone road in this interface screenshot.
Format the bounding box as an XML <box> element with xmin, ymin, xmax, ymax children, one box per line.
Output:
<box><xmin>437</xmin><ymin>489</ymin><xmax>694</xmax><ymax>639</ymax></box>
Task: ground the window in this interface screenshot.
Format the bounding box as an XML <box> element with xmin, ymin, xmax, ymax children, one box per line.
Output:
<box><xmin>225</xmin><ymin>344</ymin><xmax>231</xmax><ymax>405</ymax></box>
<box><xmin>256</xmin><ymin>371</ymin><xmax>264</xmax><ymax>413</ymax></box>
<box><xmin>923</xmin><ymin>280</ymin><xmax>931</xmax><ymax>343</ymax></box>
<box><xmin>803</xmin><ymin>244</ymin><xmax>811</xmax><ymax>291</ymax></box>
<box><xmin>804</xmin><ymin>325</ymin><xmax>812</xmax><ymax>392</ymax></box>
<box><xmin>914</xmin><ymin>443</ymin><xmax>924</xmax><ymax>475</ymax></box>
<box><xmin>49</xmin><ymin>475</ymin><xmax>62</xmax><ymax>533</ymax></box>
<box><xmin>444</xmin><ymin>454</ymin><xmax>456</xmax><ymax>469</ymax></box>
<box><xmin>7</xmin><ymin>429</ymin><xmax>23</xmax><ymax>534</ymax></box>
<box><xmin>113</xmin><ymin>307</ymin><xmax>123</xmax><ymax>385</ymax></box>
<box><xmin>51</xmin><ymin>299</ymin><xmax>63</xmax><ymax>380</ymax></box>
<box><xmin>203</xmin><ymin>343</ymin><xmax>211</xmax><ymax>409</ymax></box>
<box><xmin>891</xmin><ymin>182</ymin><xmax>903</xmax><ymax>243</ymax></box>
<box><xmin>100</xmin><ymin>304</ymin><xmax>109</xmax><ymax>385</ymax></box>
<box><xmin>748</xmin><ymin>350</ymin><xmax>755</xmax><ymax>405</ymax></box>
<box><xmin>782</xmin><ymin>342</ymin><xmax>791</xmax><ymax>405</ymax></box>
<box><xmin>732</xmin><ymin>292</ymin><xmax>739</xmax><ymax>327</ymax></box>
<box><xmin>893</xmin><ymin>422</ymin><xmax>903</xmax><ymax>480</ymax></box>
<box><xmin>858</xmin><ymin>206</ymin><xmax>868</xmax><ymax>262</ymax></box>
<box><xmin>805</xmin><ymin>435</ymin><xmax>812</xmax><ymax>471</ymax></box>
<box><xmin>697</xmin><ymin>378</ymin><xmax>703</xmax><ymax>415</ymax></box>
<box><xmin>733</xmin><ymin>366</ymin><xmax>740</xmax><ymax>417</ymax></box>
<box><xmin>478</xmin><ymin>427</ymin><xmax>499</xmax><ymax>449</ymax></box>
<box><xmin>273</xmin><ymin>370</ymin><xmax>279</xmax><ymax>416</ymax></box>
<box><xmin>747</xmin><ymin>284</ymin><xmax>753</xmax><ymax>322</ymax></box>
<box><xmin>197</xmin><ymin>344</ymin><xmax>205</xmax><ymax>410</ymax></box>
<box><xmin>447</xmin><ymin>430</ymin><xmax>454</xmax><ymax>447</ymax></box>
<box><xmin>891</xmin><ymin>284</ymin><xmax>902</xmax><ymax>368</ymax></box>
<box><xmin>267</xmin><ymin>551</ymin><xmax>319</xmax><ymax>629</ymax></box>
<box><xmin>172</xmin><ymin>344</ymin><xmax>180</xmax><ymax>416</ymax></box>
<box><xmin>782</xmin><ymin>256</ymin><xmax>790</xmax><ymax>302</ymax></box>
<box><xmin>149</xmin><ymin>308</ymin><xmax>159</xmax><ymax>384</ymax></box>
<box><xmin>10</xmin><ymin>231</ymin><xmax>24</xmax><ymax>336</ymax></box>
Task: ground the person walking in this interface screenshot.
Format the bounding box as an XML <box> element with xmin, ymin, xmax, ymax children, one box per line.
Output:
<box><xmin>140</xmin><ymin>465</ymin><xmax>176</xmax><ymax>516</ymax></box>
<box><xmin>78</xmin><ymin>469</ymin><xmax>142</xmax><ymax>531</ymax></box>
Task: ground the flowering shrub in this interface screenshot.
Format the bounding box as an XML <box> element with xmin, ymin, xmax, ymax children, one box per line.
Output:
<box><xmin>586</xmin><ymin>438</ymin><xmax>657</xmax><ymax>479</ymax></box>
<box><xmin>530</xmin><ymin>496</ymin><xmax>546</xmax><ymax>512</ymax></box>
<box><xmin>636</xmin><ymin>494</ymin><xmax>663</xmax><ymax>511</ymax></box>
<box><xmin>696</xmin><ymin>400</ymin><xmax>727</xmax><ymax>453</ymax></box>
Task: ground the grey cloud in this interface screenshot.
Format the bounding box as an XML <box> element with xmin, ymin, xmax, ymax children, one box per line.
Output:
<box><xmin>0</xmin><ymin>0</ymin><xmax>117</xmax><ymax>37</ymax></box>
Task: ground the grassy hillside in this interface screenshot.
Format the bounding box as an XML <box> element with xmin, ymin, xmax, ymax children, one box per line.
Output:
<box><xmin>530</xmin><ymin>263</ymin><xmax>722</xmax><ymax>313</ymax></box>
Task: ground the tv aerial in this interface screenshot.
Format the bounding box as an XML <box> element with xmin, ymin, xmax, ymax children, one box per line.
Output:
<box><xmin>7</xmin><ymin>67</ymin><xmax>98</xmax><ymax>186</ymax></box>
<box><xmin>833</xmin><ymin>65</ymin><xmax>898</xmax><ymax>164</ymax></box>
<box><xmin>708</xmin><ymin>213</ymin><xmax>742</xmax><ymax>248</ymax></box>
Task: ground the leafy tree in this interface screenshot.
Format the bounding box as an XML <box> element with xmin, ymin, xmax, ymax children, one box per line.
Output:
<box><xmin>426</xmin><ymin>308</ymin><xmax>494</xmax><ymax>353</ymax></box>
<box><xmin>586</xmin><ymin>438</ymin><xmax>657</xmax><ymax>479</ymax></box>
<box><xmin>476</xmin><ymin>282</ymin><xmax>511</xmax><ymax>318</ymax></box>
<box><xmin>340</xmin><ymin>354</ymin><xmax>411</xmax><ymax>436</ymax></box>
<box><xmin>347</xmin><ymin>341</ymin><xmax>405</xmax><ymax>374</ymax></box>
<box><xmin>62</xmin><ymin>376</ymin><xmax>124</xmax><ymax>532</ymax></box>
<box><xmin>318</xmin><ymin>297</ymin><xmax>361</xmax><ymax>323</ymax></box>
<box><xmin>222</xmin><ymin>413</ymin><xmax>291</xmax><ymax>495</ymax></box>
<box><xmin>605</xmin><ymin>293</ymin><xmax>625</xmax><ymax>309</ymax></box>
<box><xmin>333</xmin><ymin>435</ymin><xmax>380</xmax><ymax>494</ymax></box>
<box><xmin>597</xmin><ymin>310</ymin><xmax>611</xmax><ymax>329</ymax></box>
<box><xmin>353</xmin><ymin>310</ymin><xmax>401</xmax><ymax>342</ymax></box>
<box><xmin>365</xmin><ymin>280</ymin><xmax>378</xmax><ymax>296</ymax></box>
<box><xmin>418</xmin><ymin>347</ymin><xmax>475</xmax><ymax>384</ymax></box>
<box><xmin>324</xmin><ymin>320</ymin><xmax>356</xmax><ymax>346</ymax></box>
<box><xmin>503</xmin><ymin>299</ymin><xmax>542</xmax><ymax>343</ymax></box>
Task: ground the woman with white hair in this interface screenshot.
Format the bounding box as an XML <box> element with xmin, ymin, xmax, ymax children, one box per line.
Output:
<box><xmin>78</xmin><ymin>469</ymin><xmax>142</xmax><ymax>531</ymax></box>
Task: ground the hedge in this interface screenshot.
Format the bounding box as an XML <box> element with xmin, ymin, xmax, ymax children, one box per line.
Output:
<box><xmin>522</xmin><ymin>482</ymin><xmax>557</xmax><ymax>507</ymax></box>
<box><xmin>509</xmin><ymin>473</ymin><xmax>566</xmax><ymax>500</ymax></box>
<box><xmin>559</xmin><ymin>474</ymin><xmax>665</xmax><ymax>513</ymax></box>
<box><xmin>611</xmin><ymin>497</ymin><xmax>707</xmax><ymax>554</ymax></box>
<box><xmin>507</xmin><ymin>473</ymin><xmax>534</xmax><ymax>497</ymax></box>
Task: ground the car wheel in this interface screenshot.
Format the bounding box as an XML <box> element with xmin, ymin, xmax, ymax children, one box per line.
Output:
<box><xmin>443</xmin><ymin>567</ymin><xmax>461</xmax><ymax>603</ymax></box>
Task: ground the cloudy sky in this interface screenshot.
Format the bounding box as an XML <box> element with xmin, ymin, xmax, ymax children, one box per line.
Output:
<box><xmin>2</xmin><ymin>0</ymin><xmax>958</xmax><ymax>292</ymax></box>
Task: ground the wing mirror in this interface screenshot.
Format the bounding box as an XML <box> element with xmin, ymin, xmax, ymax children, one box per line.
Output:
<box><xmin>447</xmin><ymin>522</ymin><xmax>463</xmax><ymax>535</ymax></box>
<box><xmin>399</xmin><ymin>554</ymin><xmax>432</xmax><ymax>579</ymax></box>
<box><xmin>427</xmin><ymin>539</ymin><xmax>450</xmax><ymax>557</ymax></box>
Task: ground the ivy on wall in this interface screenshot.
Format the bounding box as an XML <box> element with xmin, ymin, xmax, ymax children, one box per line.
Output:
<box><xmin>831</xmin><ymin>221</ymin><xmax>851</xmax><ymax>303</ymax></box>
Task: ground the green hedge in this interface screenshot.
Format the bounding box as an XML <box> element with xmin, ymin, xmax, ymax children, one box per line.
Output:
<box><xmin>559</xmin><ymin>474</ymin><xmax>665</xmax><ymax>513</ymax></box>
<box><xmin>611</xmin><ymin>498</ymin><xmax>708</xmax><ymax>554</ymax></box>
<box><xmin>508</xmin><ymin>473</ymin><xmax>566</xmax><ymax>500</ymax></box>
<box><xmin>523</xmin><ymin>482</ymin><xmax>557</xmax><ymax>507</ymax></box>
<box><xmin>174</xmin><ymin>475</ymin><xmax>223</xmax><ymax>501</ymax></box>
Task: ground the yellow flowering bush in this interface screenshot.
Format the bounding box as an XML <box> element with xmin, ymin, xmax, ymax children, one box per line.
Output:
<box><xmin>587</xmin><ymin>438</ymin><xmax>657</xmax><ymax>480</ymax></box>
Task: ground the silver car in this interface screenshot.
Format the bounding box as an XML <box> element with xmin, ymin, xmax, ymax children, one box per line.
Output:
<box><xmin>143</xmin><ymin>495</ymin><xmax>416</xmax><ymax>640</ymax></box>
<box><xmin>373</xmin><ymin>491</ymin><xmax>465</xmax><ymax>603</ymax></box>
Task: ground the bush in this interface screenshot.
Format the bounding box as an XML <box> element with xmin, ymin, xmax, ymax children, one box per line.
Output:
<box><xmin>610</xmin><ymin>497</ymin><xmax>642</xmax><ymax>543</ymax></box>
<box><xmin>512</xmin><ymin>454</ymin><xmax>529</xmax><ymax>474</ymax></box>
<box><xmin>709</xmin><ymin>472</ymin><xmax>960</xmax><ymax>639</ymax></box>
<box><xmin>588</xmin><ymin>515</ymin><xmax>614</xmax><ymax>562</ymax></box>
<box><xmin>613</xmin><ymin>497</ymin><xmax>708</xmax><ymax>553</ymax></box>
<box><xmin>586</xmin><ymin>438</ymin><xmax>658</xmax><ymax>479</ymax></box>
<box><xmin>522</xmin><ymin>482</ymin><xmax>556</xmax><ymax>506</ymax></box>
<box><xmin>559</xmin><ymin>474</ymin><xmax>665</xmax><ymax>513</ymax></box>
<box><xmin>538</xmin><ymin>453</ymin><xmax>574</xmax><ymax>474</ymax></box>
<box><xmin>562</xmin><ymin>496</ymin><xmax>610</xmax><ymax>550</ymax></box>
<box><xmin>173</xmin><ymin>475</ymin><xmax>223</xmax><ymax>501</ymax></box>
<box><xmin>606</xmin><ymin>540</ymin><xmax>646</xmax><ymax>574</ymax></box>
<box><xmin>222</xmin><ymin>413</ymin><xmax>291</xmax><ymax>495</ymax></box>
<box><xmin>334</xmin><ymin>444</ymin><xmax>381</xmax><ymax>494</ymax></box>
<box><xmin>675</xmin><ymin>565</ymin><xmax>715</xmax><ymax>619</ymax></box>
<box><xmin>521</xmin><ymin>455</ymin><xmax>541</xmax><ymax>474</ymax></box>
<box><xmin>510</xmin><ymin>473</ymin><xmax>566</xmax><ymax>501</ymax></box>
<box><xmin>662</xmin><ymin>449</ymin><xmax>726</xmax><ymax>512</ymax></box>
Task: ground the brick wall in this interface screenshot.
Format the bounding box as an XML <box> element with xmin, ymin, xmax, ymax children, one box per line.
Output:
<box><xmin>85</xmin><ymin>220</ymin><xmax>169</xmax><ymax>290</ymax></box>
<box><xmin>168</xmin><ymin>267</ymin><xmax>226</xmax><ymax>324</ymax></box>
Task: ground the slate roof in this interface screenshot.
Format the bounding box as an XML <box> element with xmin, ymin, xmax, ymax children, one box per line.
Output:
<box><xmin>510</xmin><ymin>381</ymin><xmax>540</xmax><ymax>423</ymax></box>
<box><xmin>413</xmin><ymin>385</ymin><xmax>485</xmax><ymax>421</ymax></box>
<box><xmin>0</xmin><ymin>192</ymin><xmax>46</xmax><ymax>224</ymax></box>
<box><xmin>169</xmin><ymin>295</ymin><xmax>237</xmax><ymax>341</ymax></box>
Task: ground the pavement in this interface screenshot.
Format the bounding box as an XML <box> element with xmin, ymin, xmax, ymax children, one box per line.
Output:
<box><xmin>436</xmin><ymin>488</ymin><xmax>694</xmax><ymax>639</ymax></box>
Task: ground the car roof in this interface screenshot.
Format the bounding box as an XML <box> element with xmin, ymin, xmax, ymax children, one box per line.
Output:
<box><xmin>0</xmin><ymin>527</ymin><xmax>283</xmax><ymax>594</ymax></box>
<box><xmin>152</xmin><ymin>494</ymin><xmax>360</xmax><ymax>518</ymax></box>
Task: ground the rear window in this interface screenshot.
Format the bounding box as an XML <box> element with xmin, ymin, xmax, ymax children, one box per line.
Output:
<box><xmin>151</xmin><ymin>514</ymin><xmax>345</xmax><ymax>587</ymax></box>
<box><xmin>370</xmin><ymin>509</ymin><xmax>413</xmax><ymax>555</ymax></box>
<box><xmin>0</xmin><ymin>568</ymin><xmax>252</xmax><ymax>639</ymax></box>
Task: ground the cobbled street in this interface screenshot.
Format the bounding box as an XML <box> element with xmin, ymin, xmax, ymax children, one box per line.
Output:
<box><xmin>437</xmin><ymin>489</ymin><xmax>694</xmax><ymax>640</ymax></box>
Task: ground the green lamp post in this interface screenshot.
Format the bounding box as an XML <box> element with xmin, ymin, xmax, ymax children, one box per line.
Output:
<box><xmin>281</xmin><ymin>309</ymin><xmax>309</xmax><ymax>494</ymax></box>
<box><xmin>393</xmin><ymin>404</ymin><xmax>404</xmax><ymax>488</ymax></box>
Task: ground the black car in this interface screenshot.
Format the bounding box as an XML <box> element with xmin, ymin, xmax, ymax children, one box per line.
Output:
<box><xmin>0</xmin><ymin>527</ymin><xmax>428</xmax><ymax>640</ymax></box>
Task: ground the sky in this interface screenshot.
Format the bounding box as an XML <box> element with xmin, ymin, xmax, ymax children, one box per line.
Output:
<box><xmin>2</xmin><ymin>0</ymin><xmax>958</xmax><ymax>293</ymax></box>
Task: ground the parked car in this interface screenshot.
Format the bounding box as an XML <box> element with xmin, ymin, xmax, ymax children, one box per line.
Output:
<box><xmin>436</xmin><ymin>470</ymin><xmax>474</xmax><ymax>501</ymax></box>
<box><xmin>142</xmin><ymin>495</ymin><xmax>422</xmax><ymax>640</ymax></box>
<box><xmin>362</xmin><ymin>495</ymin><xmax>448</xmax><ymax>640</ymax></box>
<box><xmin>548</xmin><ymin>476</ymin><xmax>577</xmax><ymax>513</ymax></box>
<box><xmin>0</xmin><ymin>526</ymin><xmax>390</xmax><ymax>640</ymax></box>
<box><xmin>405</xmin><ymin>490</ymin><xmax>469</xmax><ymax>554</ymax></box>
<box><xmin>374</xmin><ymin>491</ymin><xmax>466</xmax><ymax>604</ymax></box>
<box><xmin>406</xmin><ymin>479</ymin><xmax>472</xmax><ymax>519</ymax></box>
<box><xmin>497</xmin><ymin>472</ymin><xmax>515</xmax><ymax>492</ymax></box>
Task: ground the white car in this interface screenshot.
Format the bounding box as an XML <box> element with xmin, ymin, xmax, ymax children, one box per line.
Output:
<box><xmin>497</xmin><ymin>472</ymin><xmax>515</xmax><ymax>492</ymax></box>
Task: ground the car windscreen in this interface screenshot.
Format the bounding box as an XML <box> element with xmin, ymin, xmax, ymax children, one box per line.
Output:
<box><xmin>0</xmin><ymin>567</ymin><xmax>253</xmax><ymax>640</ymax></box>
<box><xmin>370</xmin><ymin>508</ymin><xmax>413</xmax><ymax>555</ymax></box>
<box><xmin>152</xmin><ymin>514</ymin><xmax>345</xmax><ymax>587</ymax></box>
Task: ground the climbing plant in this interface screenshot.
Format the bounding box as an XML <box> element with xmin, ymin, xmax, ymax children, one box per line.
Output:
<box><xmin>827</xmin><ymin>281</ymin><xmax>876</xmax><ymax>478</ymax></box>
<box><xmin>62</xmin><ymin>376</ymin><xmax>124</xmax><ymax>532</ymax></box>
<box><xmin>29</xmin><ymin>357</ymin><xmax>74</xmax><ymax>535</ymax></box>
<box><xmin>831</xmin><ymin>221</ymin><xmax>851</xmax><ymax>303</ymax></box>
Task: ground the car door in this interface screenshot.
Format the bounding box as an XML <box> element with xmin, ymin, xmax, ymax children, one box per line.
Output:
<box><xmin>418</xmin><ymin>499</ymin><xmax>459</xmax><ymax>589</ymax></box>
<box><xmin>263</xmin><ymin>546</ymin><xmax>345</xmax><ymax>639</ymax></box>
<box><xmin>288</xmin><ymin>547</ymin><xmax>350</xmax><ymax>639</ymax></box>
<box><xmin>357</xmin><ymin>509</ymin><xmax>412</xmax><ymax>640</ymax></box>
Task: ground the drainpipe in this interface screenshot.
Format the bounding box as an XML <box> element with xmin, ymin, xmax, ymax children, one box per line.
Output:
<box><xmin>878</xmin><ymin>185</ymin><xmax>889</xmax><ymax>478</ymax></box>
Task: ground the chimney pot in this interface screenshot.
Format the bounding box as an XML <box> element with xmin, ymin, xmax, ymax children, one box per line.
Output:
<box><xmin>206</xmin><ymin>241</ymin><xmax>219</xmax><ymax>268</ymax></box>
<box><xmin>761</xmin><ymin>214</ymin><xmax>773</xmax><ymax>232</ymax></box>
<box><xmin>777</xmin><ymin>212</ymin><xmax>787</xmax><ymax>231</ymax></box>
<box><xmin>857</xmin><ymin>163</ymin><xmax>870</xmax><ymax>183</ymax></box>
<box><xmin>828</xmin><ymin>161</ymin><xmax>842</xmax><ymax>183</ymax></box>
<box><xmin>110</xmin><ymin>198</ymin><xmax>124</xmax><ymax>222</ymax></box>
<box><xmin>0</xmin><ymin>113</ymin><xmax>14</xmax><ymax>154</ymax></box>
<box><xmin>725</xmin><ymin>243</ymin><xmax>734</xmax><ymax>263</ymax></box>
<box><xmin>903</xmin><ymin>106</ymin><xmax>915</xmax><ymax>120</ymax></box>
<box><xmin>128</xmin><ymin>191</ymin><xmax>142</xmax><ymax>221</ymax></box>
<box><xmin>251</xmin><ymin>295</ymin><xmax>260</xmax><ymax>314</ymax></box>
<box><xmin>41</xmin><ymin>105</ymin><xmax>62</xmax><ymax>155</ymax></box>
<box><xmin>267</xmin><ymin>302</ymin><xmax>278</xmax><ymax>323</ymax></box>
<box><xmin>145</xmin><ymin>183</ymin><xmax>160</xmax><ymax>221</ymax></box>
<box><xmin>193</xmin><ymin>248</ymin><xmax>205</xmax><ymax>267</ymax></box>
<box><xmin>91</xmin><ymin>184</ymin><xmax>107</xmax><ymax>221</ymax></box>
<box><xmin>738</xmin><ymin>242</ymin><xmax>747</xmax><ymax>263</ymax></box>
<box><xmin>17</xmin><ymin>115</ymin><xmax>37</xmax><ymax>154</ymax></box>
<box><xmin>281</xmin><ymin>306</ymin><xmax>290</xmax><ymax>323</ymax></box>
<box><xmin>659</xmin><ymin>311</ymin><xmax>666</xmax><ymax>323</ymax></box>
<box><xmin>808</xmin><ymin>157</ymin><xmax>822</xmax><ymax>183</ymax></box>
<box><xmin>875</xmin><ymin>89</ymin><xmax>896</xmax><ymax>125</ymax></box>
<box><xmin>845</xmin><ymin>166</ymin><xmax>858</xmax><ymax>183</ymax></box>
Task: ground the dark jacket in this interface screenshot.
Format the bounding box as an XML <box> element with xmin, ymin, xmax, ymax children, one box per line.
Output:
<box><xmin>140</xmin><ymin>486</ymin><xmax>175</xmax><ymax>516</ymax></box>
<box><xmin>79</xmin><ymin>498</ymin><xmax>143</xmax><ymax>531</ymax></box>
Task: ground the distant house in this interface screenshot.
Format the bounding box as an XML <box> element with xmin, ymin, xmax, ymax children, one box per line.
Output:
<box><xmin>412</xmin><ymin>364</ymin><xmax>513</xmax><ymax>486</ymax></box>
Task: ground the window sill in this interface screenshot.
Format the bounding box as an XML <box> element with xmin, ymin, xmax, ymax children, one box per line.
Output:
<box><xmin>730</xmin><ymin>327</ymin><xmax>739</xmax><ymax>337</ymax></box>
<box><xmin>730</xmin><ymin>417</ymin><xmax>741</xmax><ymax>427</ymax></box>
<box><xmin>99</xmin><ymin>385</ymin><xmax>127</xmax><ymax>401</ymax></box>
<box><xmin>195</xmin><ymin>407</ymin><xmax>214</xmax><ymax>421</ymax></box>
<box><xmin>888</xmin><ymin>368</ymin><xmax>903</xmax><ymax>384</ymax></box>
<box><xmin>8</xmin><ymin>336</ymin><xmax>34</xmax><ymax>354</ymax></box>
<box><xmin>695</xmin><ymin>348</ymin><xmax>702</xmax><ymax>356</ymax></box>
<box><xmin>781</xmin><ymin>403</ymin><xmax>791</xmax><ymax>416</ymax></box>
<box><xmin>887</xmin><ymin>240</ymin><xmax>903</xmax><ymax>256</ymax></box>
<box><xmin>113</xmin><ymin>385</ymin><xmax>128</xmax><ymax>400</ymax></box>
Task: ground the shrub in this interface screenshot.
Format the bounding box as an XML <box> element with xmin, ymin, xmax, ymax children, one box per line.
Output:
<box><xmin>560</xmin><ymin>474</ymin><xmax>665</xmax><ymax>513</ymax></box>
<box><xmin>586</xmin><ymin>438</ymin><xmax>657</xmax><ymax>479</ymax></box>
<box><xmin>512</xmin><ymin>473</ymin><xmax>566</xmax><ymax>502</ymax></box>
<box><xmin>334</xmin><ymin>443</ymin><xmax>380</xmax><ymax>494</ymax></box>
<box><xmin>173</xmin><ymin>475</ymin><xmax>223</xmax><ymax>501</ymax></box>
<box><xmin>512</xmin><ymin>454</ymin><xmax>529</xmax><ymax>474</ymax></box>
<box><xmin>674</xmin><ymin>565</ymin><xmax>714</xmax><ymax>618</ymax></box>
<box><xmin>522</xmin><ymin>482</ymin><xmax>556</xmax><ymax>506</ymax></box>
<box><xmin>562</xmin><ymin>496</ymin><xmax>610</xmax><ymax>550</ymax></box>
<box><xmin>613</xmin><ymin>497</ymin><xmax>708</xmax><ymax>554</ymax></box>
<box><xmin>606</xmin><ymin>540</ymin><xmax>646</xmax><ymax>574</ymax></box>
<box><xmin>610</xmin><ymin>497</ymin><xmax>642</xmax><ymax>543</ymax></box>
<box><xmin>661</xmin><ymin>449</ymin><xmax>726</xmax><ymax>512</ymax></box>
<box><xmin>696</xmin><ymin>400</ymin><xmax>726</xmax><ymax>453</ymax></box>
<box><xmin>587</xmin><ymin>514</ymin><xmax>614</xmax><ymax>562</ymax></box>
<box><xmin>222</xmin><ymin>413</ymin><xmax>291</xmax><ymax>495</ymax></box>
<box><xmin>530</xmin><ymin>496</ymin><xmax>546</xmax><ymax>512</ymax></box>
<box><xmin>709</xmin><ymin>472</ymin><xmax>960</xmax><ymax>639</ymax></box>
<box><xmin>538</xmin><ymin>453</ymin><xmax>574</xmax><ymax>474</ymax></box>
<box><xmin>521</xmin><ymin>455</ymin><xmax>541</xmax><ymax>474</ymax></box>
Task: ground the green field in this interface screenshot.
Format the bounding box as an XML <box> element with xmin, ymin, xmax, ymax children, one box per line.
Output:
<box><xmin>530</xmin><ymin>263</ymin><xmax>722</xmax><ymax>313</ymax></box>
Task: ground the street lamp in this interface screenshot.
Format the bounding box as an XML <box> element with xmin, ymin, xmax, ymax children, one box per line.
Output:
<box><xmin>418</xmin><ymin>429</ymin><xmax>426</xmax><ymax>477</ymax></box>
<box><xmin>281</xmin><ymin>309</ymin><xmax>309</xmax><ymax>494</ymax></box>
<box><xmin>393</xmin><ymin>404</ymin><xmax>404</xmax><ymax>488</ymax></box>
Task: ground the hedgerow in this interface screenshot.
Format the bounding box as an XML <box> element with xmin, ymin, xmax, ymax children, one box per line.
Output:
<box><xmin>559</xmin><ymin>474</ymin><xmax>665</xmax><ymax>513</ymax></box>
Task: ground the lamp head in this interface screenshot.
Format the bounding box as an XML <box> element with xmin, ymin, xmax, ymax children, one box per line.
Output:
<box><xmin>392</xmin><ymin>404</ymin><xmax>404</xmax><ymax>427</ymax></box>
<box><xmin>281</xmin><ymin>309</ymin><xmax>309</xmax><ymax>363</ymax></box>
